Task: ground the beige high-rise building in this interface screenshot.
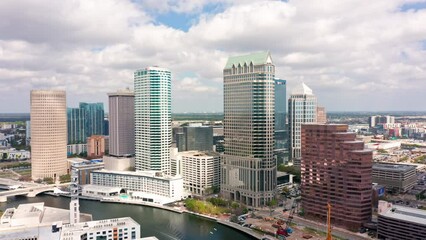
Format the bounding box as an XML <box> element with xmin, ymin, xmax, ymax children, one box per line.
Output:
<box><xmin>31</xmin><ymin>90</ymin><xmax>67</xmax><ymax>180</ymax></box>
<box><xmin>316</xmin><ymin>106</ymin><xmax>327</xmax><ymax>124</ymax></box>
<box><xmin>221</xmin><ymin>52</ymin><xmax>276</xmax><ymax>207</ymax></box>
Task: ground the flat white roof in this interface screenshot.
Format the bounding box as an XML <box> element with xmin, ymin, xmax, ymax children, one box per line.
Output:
<box><xmin>10</xmin><ymin>202</ymin><xmax>44</xmax><ymax>222</ymax></box>
<box><xmin>62</xmin><ymin>217</ymin><xmax>138</xmax><ymax>231</ymax></box>
<box><xmin>178</xmin><ymin>151</ymin><xmax>219</xmax><ymax>158</ymax></box>
<box><xmin>93</xmin><ymin>170</ymin><xmax>182</xmax><ymax>180</ymax></box>
<box><xmin>380</xmin><ymin>205</ymin><xmax>426</xmax><ymax>225</ymax></box>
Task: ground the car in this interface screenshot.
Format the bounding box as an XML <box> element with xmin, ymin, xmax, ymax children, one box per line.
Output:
<box><xmin>242</xmin><ymin>223</ymin><xmax>252</xmax><ymax>228</ymax></box>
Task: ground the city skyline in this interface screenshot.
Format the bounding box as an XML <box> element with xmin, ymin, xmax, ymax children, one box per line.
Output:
<box><xmin>1</xmin><ymin>0</ymin><xmax>426</xmax><ymax>113</ymax></box>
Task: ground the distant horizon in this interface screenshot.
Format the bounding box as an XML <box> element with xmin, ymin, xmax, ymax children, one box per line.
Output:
<box><xmin>2</xmin><ymin>110</ymin><xmax>426</xmax><ymax>115</ymax></box>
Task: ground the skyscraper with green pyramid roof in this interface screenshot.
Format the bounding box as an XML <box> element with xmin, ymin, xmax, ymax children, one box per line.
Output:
<box><xmin>221</xmin><ymin>52</ymin><xmax>277</xmax><ymax>207</ymax></box>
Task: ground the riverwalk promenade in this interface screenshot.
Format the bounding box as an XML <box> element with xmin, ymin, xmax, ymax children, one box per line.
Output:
<box><xmin>46</xmin><ymin>193</ymin><xmax>268</xmax><ymax>240</ymax></box>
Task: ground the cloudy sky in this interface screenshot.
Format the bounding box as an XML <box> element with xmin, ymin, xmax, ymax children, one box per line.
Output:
<box><xmin>1</xmin><ymin>0</ymin><xmax>426</xmax><ymax>113</ymax></box>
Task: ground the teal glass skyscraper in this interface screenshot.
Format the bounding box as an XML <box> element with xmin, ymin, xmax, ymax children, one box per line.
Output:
<box><xmin>79</xmin><ymin>102</ymin><xmax>105</xmax><ymax>138</ymax></box>
<box><xmin>134</xmin><ymin>67</ymin><xmax>171</xmax><ymax>174</ymax></box>
<box><xmin>67</xmin><ymin>102</ymin><xmax>104</xmax><ymax>144</ymax></box>
<box><xmin>67</xmin><ymin>108</ymin><xmax>85</xmax><ymax>144</ymax></box>
<box><xmin>274</xmin><ymin>79</ymin><xmax>289</xmax><ymax>165</ymax></box>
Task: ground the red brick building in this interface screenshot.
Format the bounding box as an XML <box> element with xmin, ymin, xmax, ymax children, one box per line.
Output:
<box><xmin>301</xmin><ymin>124</ymin><xmax>372</xmax><ymax>230</ymax></box>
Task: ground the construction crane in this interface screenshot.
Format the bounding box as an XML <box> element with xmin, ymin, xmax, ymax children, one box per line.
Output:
<box><xmin>326</xmin><ymin>203</ymin><xmax>332</xmax><ymax>240</ymax></box>
<box><xmin>276</xmin><ymin>198</ymin><xmax>299</xmax><ymax>239</ymax></box>
<box><xmin>286</xmin><ymin>198</ymin><xmax>299</xmax><ymax>227</ymax></box>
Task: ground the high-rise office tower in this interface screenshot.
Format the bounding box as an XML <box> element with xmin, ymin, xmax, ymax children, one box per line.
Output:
<box><xmin>108</xmin><ymin>89</ymin><xmax>135</xmax><ymax>157</ymax></box>
<box><xmin>221</xmin><ymin>52</ymin><xmax>276</xmax><ymax>207</ymax></box>
<box><xmin>31</xmin><ymin>90</ymin><xmax>67</xmax><ymax>180</ymax></box>
<box><xmin>369</xmin><ymin>115</ymin><xmax>395</xmax><ymax>128</ymax></box>
<box><xmin>316</xmin><ymin>106</ymin><xmax>327</xmax><ymax>124</ymax></box>
<box><xmin>67</xmin><ymin>107</ymin><xmax>86</xmax><ymax>144</ymax></box>
<box><xmin>67</xmin><ymin>103</ymin><xmax>104</xmax><ymax>144</ymax></box>
<box><xmin>288</xmin><ymin>83</ymin><xmax>317</xmax><ymax>161</ymax></box>
<box><xmin>301</xmin><ymin>124</ymin><xmax>372</xmax><ymax>230</ymax></box>
<box><xmin>134</xmin><ymin>67</ymin><xmax>171</xmax><ymax>174</ymax></box>
<box><xmin>274</xmin><ymin>79</ymin><xmax>288</xmax><ymax>165</ymax></box>
<box><xmin>80</xmin><ymin>102</ymin><xmax>104</xmax><ymax>137</ymax></box>
<box><xmin>176</xmin><ymin>124</ymin><xmax>213</xmax><ymax>152</ymax></box>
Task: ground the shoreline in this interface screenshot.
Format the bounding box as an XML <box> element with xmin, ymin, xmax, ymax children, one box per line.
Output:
<box><xmin>43</xmin><ymin>192</ymin><xmax>266</xmax><ymax>240</ymax></box>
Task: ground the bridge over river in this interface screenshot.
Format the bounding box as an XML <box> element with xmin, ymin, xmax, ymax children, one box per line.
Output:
<box><xmin>0</xmin><ymin>178</ymin><xmax>70</xmax><ymax>202</ymax></box>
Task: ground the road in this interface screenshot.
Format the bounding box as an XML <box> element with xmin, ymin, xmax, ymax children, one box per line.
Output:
<box><xmin>254</xmin><ymin>204</ymin><xmax>370</xmax><ymax>240</ymax></box>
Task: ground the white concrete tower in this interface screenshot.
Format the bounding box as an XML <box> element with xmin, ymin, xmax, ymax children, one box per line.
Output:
<box><xmin>288</xmin><ymin>83</ymin><xmax>317</xmax><ymax>161</ymax></box>
<box><xmin>69</xmin><ymin>166</ymin><xmax>80</xmax><ymax>224</ymax></box>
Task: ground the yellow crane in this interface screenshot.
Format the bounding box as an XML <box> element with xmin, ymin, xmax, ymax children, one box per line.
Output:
<box><xmin>326</xmin><ymin>203</ymin><xmax>332</xmax><ymax>240</ymax></box>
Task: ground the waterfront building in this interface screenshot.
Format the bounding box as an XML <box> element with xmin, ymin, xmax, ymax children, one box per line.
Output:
<box><xmin>108</xmin><ymin>89</ymin><xmax>135</xmax><ymax>157</ymax></box>
<box><xmin>301</xmin><ymin>124</ymin><xmax>372</xmax><ymax>230</ymax></box>
<box><xmin>134</xmin><ymin>67</ymin><xmax>171</xmax><ymax>174</ymax></box>
<box><xmin>87</xmin><ymin>135</ymin><xmax>107</xmax><ymax>159</ymax></box>
<box><xmin>372</xmin><ymin>163</ymin><xmax>417</xmax><ymax>193</ymax></box>
<box><xmin>316</xmin><ymin>106</ymin><xmax>327</xmax><ymax>124</ymax></box>
<box><xmin>176</xmin><ymin>124</ymin><xmax>213</xmax><ymax>152</ymax></box>
<box><xmin>91</xmin><ymin>170</ymin><xmax>183</xmax><ymax>204</ymax></box>
<box><xmin>67</xmin><ymin>158</ymin><xmax>104</xmax><ymax>185</ymax></box>
<box><xmin>25</xmin><ymin>120</ymin><xmax>30</xmax><ymax>146</ymax></box>
<box><xmin>60</xmin><ymin>217</ymin><xmax>140</xmax><ymax>240</ymax></box>
<box><xmin>0</xmin><ymin>202</ymin><xmax>142</xmax><ymax>240</ymax></box>
<box><xmin>31</xmin><ymin>90</ymin><xmax>67</xmax><ymax>180</ymax></box>
<box><xmin>377</xmin><ymin>200</ymin><xmax>426</xmax><ymax>240</ymax></box>
<box><xmin>274</xmin><ymin>78</ymin><xmax>289</xmax><ymax>165</ymax></box>
<box><xmin>67</xmin><ymin>107</ymin><xmax>86</xmax><ymax>144</ymax></box>
<box><xmin>0</xmin><ymin>202</ymin><xmax>92</xmax><ymax>239</ymax></box>
<box><xmin>172</xmin><ymin>151</ymin><xmax>220</xmax><ymax>196</ymax></box>
<box><xmin>221</xmin><ymin>52</ymin><xmax>276</xmax><ymax>207</ymax></box>
<box><xmin>288</xmin><ymin>83</ymin><xmax>317</xmax><ymax>163</ymax></box>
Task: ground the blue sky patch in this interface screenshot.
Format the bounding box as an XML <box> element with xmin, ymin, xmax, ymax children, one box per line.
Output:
<box><xmin>152</xmin><ymin>2</ymin><xmax>226</xmax><ymax>31</ymax></box>
<box><xmin>400</xmin><ymin>1</ymin><xmax>426</xmax><ymax>12</ymax></box>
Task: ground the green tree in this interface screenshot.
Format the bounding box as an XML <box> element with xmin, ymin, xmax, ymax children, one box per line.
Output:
<box><xmin>377</xmin><ymin>149</ymin><xmax>388</xmax><ymax>154</ymax></box>
<box><xmin>59</xmin><ymin>174</ymin><xmax>71</xmax><ymax>183</ymax></box>
<box><xmin>43</xmin><ymin>177</ymin><xmax>54</xmax><ymax>184</ymax></box>
<box><xmin>267</xmin><ymin>199</ymin><xmax>278</xmax><ymax>216</ymax></box>
<box><xmin>282</xmin><ymin>186</ymin><xmax>290</xmax><ymax>195</ymax></box>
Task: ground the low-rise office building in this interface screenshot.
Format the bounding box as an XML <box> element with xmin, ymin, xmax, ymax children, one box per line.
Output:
<box><xmin>0</xmin><ymin>148</ymin><xmax>30</xmax><ymax>160</ymax></box>
<box><xmin>87</xmin><ymin>135</ymin><xmax>108</xmax><ymax>159</ymax></box>
<box><xmin>67</xmin><ymin>158</ymin><xmax>104</xmax><ymax>185</ymax></box>
<box><xmin>377</xmin><ymin>200</ymin><xmax>426</xmax><ymax>240</ymax></box>
<box><xmin>91</xmin><ymin>170</ymin><xmax>184</xmax><ymax>204</ymax></box>
<box><xmin>372</xmin><ymin>163</ymin><xmax>417</xmax><ymax>192</ymax></box>
<box><xmin>172</xmin><ymin>151</ymin><xmax>220</xmax><ymax>196</ymax></box>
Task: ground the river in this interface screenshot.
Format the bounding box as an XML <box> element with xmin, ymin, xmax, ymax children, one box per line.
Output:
<box><xmin>0</xmin><ymin>195</ymin><xmax>255</xmax><ymax>240</ymax></box>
